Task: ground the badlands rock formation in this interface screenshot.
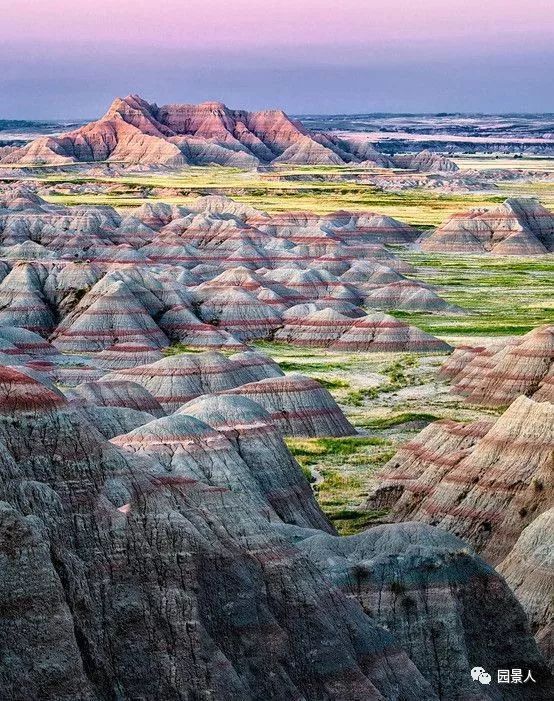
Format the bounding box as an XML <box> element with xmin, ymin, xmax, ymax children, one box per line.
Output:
<box><xmin>106</xmin><ymin>350</ymin><xmax>284</xmax><ymax>412</ymax></box>
<box><xmin>287</xmin><ymin>521</ymin><xmax>552</xmax><ymax>699</ymax></box>
<box><xmin>391</xmin><ymin>149</ymin><xmax>459</xmax><ymax>173</ymax></box>
<box><xmin>223</xmin><ymin>374</ymin><xmax>357</xmax><ymax>437</ymax></box>
<box><xmin>70</xmin><ymin>379</ymin><xmax>166</xmax><ymax>417</ymax></box>
<box><xmin>367</xmin><ymin>396</ymin><xmax>553</xmax><ymax>565</ymax></box>
<box><xmin>276</xmin><ymin>308</ymin><xmax>450</xmax><ymax>352</ymax></box>
<box><xmin>1</xmin><ymin>94</ymin><xmax>392</xmax><ymax>168</ymax></box>
<box><xmin>498</xmin><ymin>509</ymin><xmax>554</xmax><ymax>668</ymax></box>
<box><xmin>441</xmin><ymin>324</ymin><xmax>553</xmax><ymax>405</ymax></box>
<box><xmin>421</xmin><ymin>198</ymin><xmax>554</xmax><ymax>254</ymax></box>
<box><xmin>0</xmin><ymin>187</ymin><xmax>449</xmax><ymax>352</ymax></box>
<box><xmin>367</xmin><ymin>392</ymin><xmax>554</xmax><ymax>665</ymax></box>
<box><xmin>0</xmin><ymin>362</ymin><xmax>552</xmax><ymax>700</ymax></box>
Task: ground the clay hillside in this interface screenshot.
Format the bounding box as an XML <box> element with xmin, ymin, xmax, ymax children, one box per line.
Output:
<box><xmin>420</xmin><ymin>197</ymin><xmax>554</xmax><ymax>254</ymax></box>
<box><xmin>366</xmin><ymin>388</ymin><xmax>554</xmax><ymax>664</ymax></box>
<box><xmin>0</xmin><ymin>185</ymin><xmax>451</xmax><ymax>353</ymax></box>
<box><xmin>440</xmin><ymin>324</ymin><xmax>553</xmax><ymax>406</ymax></box>
<box><xmin>1</xmin><ymin>94</ymin><xmax>391</xmax><ymax>168</ymax></box>
<box><xmin>0</xmin><ymin>359</ymin><xmax>553</xmax><ymax>700</ymax></box>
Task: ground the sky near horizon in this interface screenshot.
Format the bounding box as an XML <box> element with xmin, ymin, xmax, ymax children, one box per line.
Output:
<box><xmin>1</xmin><ymin>0</ymin><xmax>553</xmax><ymax>118</ymax></box>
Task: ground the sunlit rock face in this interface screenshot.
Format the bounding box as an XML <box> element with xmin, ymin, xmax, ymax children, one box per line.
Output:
<box><xmin>421</xmin><ymin>198</ymin><xmax>554</xmax><ymax>254</ymax></box>
<box><xmin>366</xmin><ymin>395</ymin><xmax>553</xmax><ymax>565</ymax></box>
<box><xmin>0</xmin><ymin>95</ymin><xmax>387</xmax><ymax>168</ymax></box>
<box><xmin>440</xmin><ymin>324</ymin><xmax>554</xmax><ymax>406</ymax></box>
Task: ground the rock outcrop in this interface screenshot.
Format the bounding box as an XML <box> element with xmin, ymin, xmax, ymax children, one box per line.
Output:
<box><xmin>106</xmin><ymin>350</ymin><xmax>283</xmax><ymax>412</ymax></box>
<box><xmin>276</xmin><ymin>307</ymin><xmax>451</xmax><ymax>352</ymax></box>
<box><xmin>286</xmin><ymin>521</ymin><xmax>553</xmax><ymax>700</ymax></box>
<box><xmin>70</xmin><ymin>379</ymin><xmax>166</xmax><ymax>417</ymax></box>
<box><xmin>441</xmin><ymin>325</ymin><xmax>554</xmax><ymax>406</ymax></box>
<box><xmin>499</xmin><ymin>508</ymin><xmax>554</xmax><ymax>668</ymax></box>
<box><xmin>1</xmin><ymin>95</ymin><xmax>386</xmax><ymax>168</ymax></box>
<box><xmin>392</xmin><ymin>150</ymin><xmax>459</xmax><ymax>173</ymax></box>
<box><xmin>223</xmin><ymin>374</ymin><xmax>357</xmax><ymax>437</ymax></box>
<box><xmin>0</xmin><ymin>362</ymin><xmax>551</xmax><ymax>700</ymax></box>
<box><xmin>180</xmin><ymin>393</ymin><xmax>333</xmax><ymax>532</ymax></box>
<box><xmin>0</xmin><ymin>187</ymin><xmax>451</xmax><ymax>353</ymax></box>
<box><xmin>366</xmin><ymin>396</ymin><xmax>554</xmax><ymax>565</ymax></box>
<box><xmin>421</xmin><ymin>198</ymin><xmax>554</xmax><ymax>254</ymax></box>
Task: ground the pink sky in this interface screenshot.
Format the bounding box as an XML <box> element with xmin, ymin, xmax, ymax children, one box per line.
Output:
<box><xmin>6</xmin><ymin>0</ymin><xmax>553</xmax><ymax>49</ymax></box>
<box><xmin>2</xmin><ymin>0</ymin><xmax>553</xmax><ymax>117</ymax></box>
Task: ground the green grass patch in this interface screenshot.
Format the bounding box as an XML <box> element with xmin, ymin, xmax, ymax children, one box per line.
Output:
<box><xmin>310</xmin><ymin>376</ymin><xmax>350</xmax><ymax>390</ymax></box>
<box><xmin>328</xmin><ymin>508</ymin><xmax>390</xmax><ymax>536</ymax></box>
<box><xmin>358</xmin><ymin>412</ymin><xmax>439</xmax><ymax>429</ymax></box>
<box><xmin>163</xmin><ymin>343</ymin><xmax>218</xmax><ymax>355</ymax></box>
<box><xmin>285</xmin><ymin>436</ymin><xmax>395</xmax><ymax>535</ymax></box>
<box><xmin>277</xmin><ymin>359</ymin><xmax>345</xmax><ymax>373</ymax></box>
<box><xmin>286</xmin><ymin>436</ymin><xmax>387</xmax><ymax>466</ymax></box>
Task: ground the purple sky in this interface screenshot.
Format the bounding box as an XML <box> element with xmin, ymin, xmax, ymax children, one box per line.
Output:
<box><xmin>2</xmin><ymin>0</ymin><xmax>553</xmax><ymax>118</ymax></box>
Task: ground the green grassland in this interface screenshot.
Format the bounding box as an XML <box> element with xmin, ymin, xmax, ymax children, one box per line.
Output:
<box><xmin>6</xmin><ymin>166</ymin><xmax>509</xmax><ymax>227</ymax></box>
<box><xmin>395</xmin><ymin>253</ymin><xmax>554</xmax><ymax>338</ymax></box>
<box><xmin>285</xmin><ymin>436</ymin><xmax>393</xmax><ymax>535</ymax></box>
<box><xmin>7</xmin><ymin>159</ymin><xmax>554</xmax><ymax>222</ymax></box>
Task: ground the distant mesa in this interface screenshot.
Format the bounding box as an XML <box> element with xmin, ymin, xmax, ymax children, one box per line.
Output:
<box><xmin>391</xmin><ymin>149</ymin><xmax>459</xmax><ymax>173</ymax></box>
<box><xmin>0</xmin><ymin>95</ymin><xmax>458</xmax><ymax>172</ymax></box>
<box><xmin>0</xmin><ymin>94</ymin><xmax>390</xmax><ymax>168</ymax></box>
<box><xmin>420</xmin><ymin>197</ymin><xmax>554</xmax><ymax>254</ymax></box>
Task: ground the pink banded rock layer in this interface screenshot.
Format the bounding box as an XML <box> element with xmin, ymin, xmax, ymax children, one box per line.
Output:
<box><xmin>179</xmin><ymin>394</ymin><xmax>334</xmax><ymax>532</ymax></box>
<box><xmin>1</xmin><ymin>95</ymin><xmax>403</xmax><ymax>169</ymax></box>
<box><xmin>223</xmin><ymin>374</ymin><xmax>357</xmax><ymax>437</ymax></box>
<box><xmin>367</xmin><ymin>396</ymin><xmax>553</xmax><ymax>565</ymax></box>
<box><xmin>442</xmin><ymin>325</ymin><xmax>554</xmax><ymax>406</ymax></box>
<box><xmin>0</xmin><ymin>363</ymin><xmax>551</xmax><ymax>700</ymax></box>
<box><xmin>0</xmin><ymin>187</ymin><xmax>452</xmax><ymax>353</ymax></box>
<box><xmin>421</xmin><ymin>198</ymin><xmax>554</xmax><ymax>254</ymax></box>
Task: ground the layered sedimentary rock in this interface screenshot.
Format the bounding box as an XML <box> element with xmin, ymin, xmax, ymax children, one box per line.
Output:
<box><xmin>286</xmin><ymin>521</ymin><xmax>552</xmax><ymax>700</ymax></box>
<box><xmin>52</xmin><ymin>279</ymin><xmax>170</xmax><ymax>352</ymax></box>
<box><xmin>275</xmin><ymin>307</ymin><xmax>450</xmax><ymax>352</ymax></box>
<box><xmin>367</xmin><ymin>396</ymin><xmax>554</xmax><ymax>565</ymax></box>
<box><xmin>70</xmin><ymin>379</ymin><xmax>166</xmax><ymax>417</ymax></box>
<box><xmin>223</xmin><ymin>374</ymin><xmax>356</xmax><ymax>437</ymax></box>
<box><xmin>197</xmin><ymin>288</ymin><xmax>283</xmax><ymax>341</ymax></box>
<box><xmin>180</xmin><ymin>393</ymin><xmax>333</xmax><ymax>532</ymax></box>
<box><xmin>392</xmin><ymin>150</ymin><xmax>459</xmax><ymax>173</ymax></box>
<box><xmin>274</xmin><ymin>307</ymin><xmax>353</xmax><ymax>346</ymax></box>
<box><xmin>0</xmin><ymin>364</ymin><xmax>432</xmax><ymax>700</ymax></box>
<box><xmin>364</xmin><ymin>280</ymin><xmax>460</xmax><ymax>312</ymax></box>
<box><xmin>421</xmin><ymin>198</ymin><xmax>554</xmax><ymax>254</ymax></box>
<box><xmin>91</xmin><ymin>342</ymin><xmax>165</xmax><ymax>370</ymax></box>
<box><xmin>330</xmin><ymin>312</ymin><xmax>451</xmax><ymax>352</ymax></box>
<box><xmin>1</xmin><ymin>362</ymin><xmax>551</xmax><ymax>699</ymax></box>
<box><xmin>499</xmin><ymin>508</ymin><xmax>554</xmax><ymax>668</ymax></box>
<box><xmin>106</xmin><ymin>350</ymin><xmax>283</xmax><ymax>412</ymax></box>
<box><xmin>442</xmin><ymin>325</ymin><xmax>554</xmax><ymax>406</ymax></box>
<box><xmin>0</xmin><ymin>187</ymin><xmax>451</xmax><ymax>352</ymax></box>
<box><xmin>0</xmin><ymin>263</ymin><xmax>55</xmax><ymax>335</ymax></box>
<box><xmin>79</xmin><ymin>404</ymin><xmax>156</xmax><ymax>439</ymax></box>
<box><xmin>1</xmin><ymin>95</ymin><xmax>385</xmax><ymax>168</ymax></box>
